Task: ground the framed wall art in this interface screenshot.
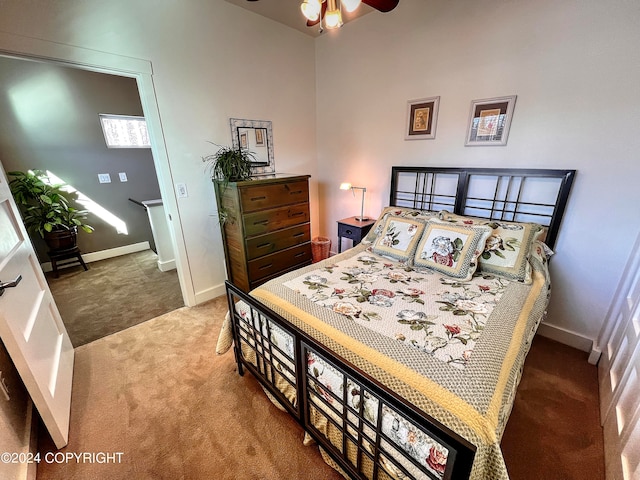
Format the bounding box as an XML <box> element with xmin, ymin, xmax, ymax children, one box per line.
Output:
<box><xmin>255</xmin><ymin>128</ymin><xmax>265</xmax><ymax>146</ymax></box>
<box><xmin>405</xmin><ymin>96</ymin><xmax>440</xmax><ymax>140</ymax></box>
<box><xmin>465</xmin><ymin>95</ymin><xmax>517</xmax><ymax>146</ymax></box>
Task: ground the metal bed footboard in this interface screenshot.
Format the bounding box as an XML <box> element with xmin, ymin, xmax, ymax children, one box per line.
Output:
<box><xmin>225</xmin><ymin>280</ymin><xmax>476</xmax><ymax>480</ymax></box>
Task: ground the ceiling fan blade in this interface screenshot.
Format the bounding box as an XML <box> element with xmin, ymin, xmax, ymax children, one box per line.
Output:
<box><xmin>362</xmin><ymin>0</ymin><xmax>399</xmax><ymax>13</ymax></box>
<box><xmin>306</xmin><ymin>1</ymin><xmax>327</xmax><ymax>27</ymax></box>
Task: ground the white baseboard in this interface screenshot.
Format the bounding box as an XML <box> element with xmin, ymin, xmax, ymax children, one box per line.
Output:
<box><xmin>588</xmin><ymin>346</ymin><xmax>602</xmax><ymax>365</ymax></box>
<box><xmin>537</xmin><ymin>321</ymin><xmax>595</xmax><ymax>355</ymax></box>
<box><xmin>194</xmin><ymin>283</ymin><xmax>226</xmax><ymax>304</ymax></box>
<box><xmin>40</xmin><ymin>241</ymin><xmax>150</xmax><ymax>272</ymax></box>
<box><xmin>157</xmin><ymin>258</ymin><xmax>176</xmax><ymax>272</ymax></box>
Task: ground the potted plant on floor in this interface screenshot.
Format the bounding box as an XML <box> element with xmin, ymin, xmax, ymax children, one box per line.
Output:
<box><xmin>8</xmin><ymin>169</ymin><xmax>94</xmax><ymax>251</ymax></box>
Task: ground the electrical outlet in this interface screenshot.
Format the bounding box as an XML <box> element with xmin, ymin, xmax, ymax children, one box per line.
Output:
<box><xmin>176</xmin><ymin>183</ymin><xmax>188</xmax><ymax>198</ymax></box>
<box><xmin>98</xmin><ymin>173</ymin><xmax>111</xmax><ymax>184</ymax></box>
<box><xmin>119</xmin><ymin>172</ymin><xmax>128</xmax><ymax>182</ymax></box>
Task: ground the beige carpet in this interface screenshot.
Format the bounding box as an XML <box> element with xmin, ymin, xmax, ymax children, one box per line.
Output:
<box><xmin>36</xmin><ymin>297</ymin><xmax>604</xmax><ymax>479</ymax></box>
<box><xmin>46</xmin><ymin>250</ymin><xmax>184</xmax><ymax>347</ymax></box>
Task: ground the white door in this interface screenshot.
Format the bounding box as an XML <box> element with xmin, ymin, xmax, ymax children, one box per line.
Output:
<box><xmin>0</xmin><ymin>163</ymin><xmax>73</xmax><ymax>448</ymax></box>
<box><xmin>598</xmin><ymin>231</ymin><xmax>640</xmax><ymax>480</ymax></box>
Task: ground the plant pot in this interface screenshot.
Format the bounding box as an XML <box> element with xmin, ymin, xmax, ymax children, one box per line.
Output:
<box><xmin>44</xmin><ymin>227</ymin><xmax>78</xmax><ymax>252</ymax></box>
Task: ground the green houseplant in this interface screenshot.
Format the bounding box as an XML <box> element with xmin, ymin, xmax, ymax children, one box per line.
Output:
<box><xmin>203</xmin><ymin>144</ymin><xmax>257</xmax><ymax>225</ymax></box>
<box><xmin>8</xmin><ymin>169</ymin><xmax>94</xmax><ymax>250</ymax></box>
<box><xmin>202</xmin><ymin>143</ymin><xmax>256</xmax><ymax>186</ymax></box>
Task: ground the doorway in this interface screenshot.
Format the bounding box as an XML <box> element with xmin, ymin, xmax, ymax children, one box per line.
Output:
<box><xmin>0</xmin><ymin>42</ymin><xmax>195</xmax><ymax>346</ymax></box>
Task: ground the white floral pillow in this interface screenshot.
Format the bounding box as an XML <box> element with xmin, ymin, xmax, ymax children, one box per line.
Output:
<box><xmin>439</xmin><ymin>211</ymin><xmax>543</xmax><ymax>284</ymax></box>
<box><xmin>363</xmin><ymin>206</ymin><xmax>440</xmax><ymax>244</ymax></box>
<box><xmin>371</xmin><ymin>216</ymin><xmax>425</xmax><ymax>262</ymax></box>
<box><xmin>413</xmin><ymin>219</ymin><xmax>492</xmax><ymax>281</ymax></box>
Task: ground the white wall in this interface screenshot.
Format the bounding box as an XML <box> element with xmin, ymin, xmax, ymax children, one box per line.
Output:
<box><xmin>1</xmin><ymin>0</ymin><xmax>638</xmax><ymax>348</ymax></box>
<box><xmin>0</xmin><ymin>0</ymin><xmax>318</xmax><ymax>303</ymax></box>
<box><xmin>314</xmin><ymin>0</ymin><xmax>640</xmax><ymax>348</ymax></box>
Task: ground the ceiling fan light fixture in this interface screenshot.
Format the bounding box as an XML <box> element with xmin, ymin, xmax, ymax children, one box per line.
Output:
<box><xmin>340</xmin><ymin>0</ymin><xmax>361</xmax><ymax>13</ymax></box>
<box><xmin>324</xmin><ymin>0</ymin><xmax>343</xmax><ymax>29</ymax></box>
<box><xmin>300</xmin><ymin>0</ymin><xmax>322</xmax><ymax>21</ymax></box>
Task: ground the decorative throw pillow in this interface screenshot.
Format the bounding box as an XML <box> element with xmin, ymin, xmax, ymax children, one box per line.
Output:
<box><xmin>371</xmin><ymin>216</ymin><xmax>425</xmax><ymax>262</ymax></box>
<box><xmin>438</xmin><ymin>211</ymin><xmax>544</xmax><ymax>284</ymax></box>
<box><xmin>363</xmin><ymin>206</ymin><xmax>440</xmax><ymax>244</ymax></box>
<box><xmin>413</xmin><ymin>219</ymin><xmax>492</xmax><ymax>281</ymax></box>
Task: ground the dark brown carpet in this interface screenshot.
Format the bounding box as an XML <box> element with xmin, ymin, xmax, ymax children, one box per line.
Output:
<box><xmin>46</xmin><ymin>250</ymin><xmax>183</xmax><ymax>347</ymax></box>
<box><xmin>501</xmin><ymin>336</ymin><xmax>605</xmax><ymax>479</ymax></box>
<box><xmin>35</xmin><ymin>298</ymin><xmax>604</xmax><ymax>480</ymax></box>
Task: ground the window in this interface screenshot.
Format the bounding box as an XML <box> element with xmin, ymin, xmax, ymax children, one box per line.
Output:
<box><xmin>99</xmin><ymin>114</ymin><xmax>150</xmax><ymax>148</ymax></box>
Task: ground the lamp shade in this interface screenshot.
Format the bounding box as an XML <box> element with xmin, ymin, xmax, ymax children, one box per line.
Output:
<box><xmin>300</xmin><ymin>0</ymin><xmax>321</xmax><ymax>21</ymax></box>
<box><xmin>324</xmin><ymin>0</ymin><xmax>343</xmax><ymax>29</ymax></box>
<box><xmin>341</xmin><ymin>0</ymin><xmax>362</xmax><ymax>13</ymax></box>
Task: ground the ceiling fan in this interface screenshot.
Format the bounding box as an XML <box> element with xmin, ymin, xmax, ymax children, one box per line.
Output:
<box><xmin>245</xmin><ymin>0</ymin><xmax>399</xmax><ymax>32</ymax></box>
<box><xmin>301</xmin><ymin>0</ymin><xmax>399</xmax><ymax>30</ymax></box>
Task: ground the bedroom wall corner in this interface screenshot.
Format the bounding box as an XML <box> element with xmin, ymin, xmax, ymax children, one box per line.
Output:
<box><xmin>537</xmin><ymin>322</ymin><xmax>594</xmax><ymax>354</ymax></box>
<box><xmin>312</xmin><ymin>0</ymin><xmax>640</xmax><ymax>349</ymax></box>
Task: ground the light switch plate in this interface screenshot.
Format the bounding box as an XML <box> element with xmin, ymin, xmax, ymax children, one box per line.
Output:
<box><xmin>119</xmin><ymin>172</ymin><xmax>128</xmax><ymax>182</ymax></box>
<box><xmin>176</xmin><ymin>183</ymin><xmax>188</xmax><ymax>198</ymax></box>
<box><xmin>98</xmin><ymin>173</ymin><xmax>111</xmax><ymax>184</ymax></box>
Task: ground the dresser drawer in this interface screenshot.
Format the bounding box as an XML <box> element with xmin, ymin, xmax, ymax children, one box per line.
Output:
<box><xmin>248</xmin><ymin>243</ymin><xmax>312</xmax><ymax>281</ymax></box>
<box><xmin>243</xmin><ymin>203</ymin><xmax>310</xmax><ymax>237</ymax></box>
<box><xmin>246</xmin><ymin>224</ymin><xmax>311</xmax><ymax>260</ymax></box>
<box><xmin>239</xmin><ymin>180</ymin><xmax>309</xmax><ymax>213</ymax></box>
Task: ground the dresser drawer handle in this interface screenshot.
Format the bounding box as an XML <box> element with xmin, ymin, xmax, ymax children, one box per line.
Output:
<box><xmin>293</xmin><ymin>232</ymin><xmax>305</xmax><ymax>238</ymax></box>
<box><xmin>290</xmin><ymin>212</ymin><xmax>304</xmax><ymax>218</ymax></box>
<box><xmin>256</xmin><ymin>242</ymin><xmax>272</xmax><ymax>249</ymax></box>
<box><xmin>294</xmin><ymin>252</ymin><xmax>306</xmax><ymax>258</ymax></box>
<box><xmin>254</xmin><ymin>220</ymin><xmax>269</xmax><ymax>226</ymax></box>
<box><xmin>259</xmin><ymin>263</ymin><xmax>273</xmax><ymax>270</ymax></box>
<box><xmin>345</xmin><ymin>229</ymin><xmax>353</xmax><ymax>235</ymax></box>
<box><xmin>289</xmin><ymin>190</ymin><xmax>303</xmax><ymax>195</ymax></box>
<box><xmin>250</xmin><ymin>196</ymin><xmax>267</xmax><ymax>202</ymax></box>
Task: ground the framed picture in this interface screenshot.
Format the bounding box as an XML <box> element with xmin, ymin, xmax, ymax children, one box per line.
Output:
<box><xmin>405</xmin><ymin>96</ymin><xmax>440</xmax><ymax>140</ymax></box>
<box><xmin>255</xmin><ymin>128</ymin><xmax>265</xmax><ymax>146</ymax></box>
<box><xmin>239</xmin><ymin>131</ymin><xmax>248</xmax><ymax>150</ymax></box>
<box><xmin>465</xmin><ymin>95</ymin><xmax>517</xmax><ymax>146</ymax></box>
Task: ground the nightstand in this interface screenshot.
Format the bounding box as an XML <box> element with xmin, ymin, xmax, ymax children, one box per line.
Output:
<box><xmin>337</xmin><ymin>217</ymin><xmax>376</xmax><ymax>253</ymax></box>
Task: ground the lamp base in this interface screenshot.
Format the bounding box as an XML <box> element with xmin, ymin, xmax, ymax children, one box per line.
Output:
<box><xmin>355</xmin><ymin>216</ymin><xmax>369</xmax><ymax>221</ymax></box>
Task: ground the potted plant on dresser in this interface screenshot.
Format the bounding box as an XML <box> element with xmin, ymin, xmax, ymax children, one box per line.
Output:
<box><xmin>203</xmin><ymin>143</ymin><xmax>312</xmax><ymax>293</ymax></box>
<box><xmin>203</xmin><ymin>144</ymin><xmax>256</xmax><ymax>225</ymax></box>
<box><xmin>8</xmin><ymin>169</ymin><xmax>94</xmax><ymax>251</ymax></box>
<box><xmin>203</xmin><ymin>143</ymin><xmax>255</xmax><ymax>184</ymax></box>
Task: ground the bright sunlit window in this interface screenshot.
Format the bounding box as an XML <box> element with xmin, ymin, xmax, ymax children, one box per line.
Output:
<box><xmin>99</xmin><ymin>114</ymin><xmax>150</xmax><ymax>148</ymax></box>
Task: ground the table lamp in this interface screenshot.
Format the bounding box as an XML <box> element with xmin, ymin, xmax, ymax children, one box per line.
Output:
<box><xmin>340</xmin><ymin>182</ymin><xmax>368</xmax><ymax>221</ymax></box>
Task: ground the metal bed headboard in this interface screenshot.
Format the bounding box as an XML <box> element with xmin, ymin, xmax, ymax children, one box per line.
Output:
<box><xmin>390</xmin><ymin>167</ymin><xmax>576</xmax><ymax>249</ymax></box>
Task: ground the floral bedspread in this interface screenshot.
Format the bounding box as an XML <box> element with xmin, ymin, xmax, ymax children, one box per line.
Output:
<box><xmin>244</xmin><ymin>240</ymin><xmax>551</xmax><ymax>480</ymax></box>
<box><xmin>283</xmin><ymin>253</ymin><xmax>511</xmax><ymax>370</ymax></box>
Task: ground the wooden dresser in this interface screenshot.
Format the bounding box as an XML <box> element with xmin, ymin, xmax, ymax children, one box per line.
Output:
<box><xmin>214</xmin><ymin>174</ymin><xmax>312</xmax><ymax>292</ymax></box>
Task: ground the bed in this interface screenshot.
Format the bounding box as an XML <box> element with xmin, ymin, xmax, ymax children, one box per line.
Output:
<box><xmin>218</xmin><ymin>166</ymin><xmax>576</xmax><ymax>480</ymax></box>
